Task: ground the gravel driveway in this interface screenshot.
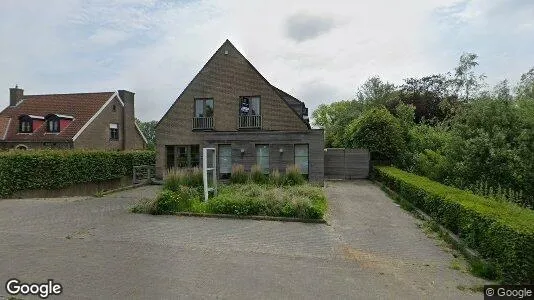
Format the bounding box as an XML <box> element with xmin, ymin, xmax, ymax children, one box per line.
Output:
<box><xmin>0</xmin><ymin>181</ymin><xmax>486</xmax><ymax>299</ymax></box>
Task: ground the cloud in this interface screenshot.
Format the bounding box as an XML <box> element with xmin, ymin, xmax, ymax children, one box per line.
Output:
<box><xmin>0</xmin><ymin>0</ymin><xmax>531</xmax><ymax>122</ymax></box>
<box><xmin>285</xmin><ymin>13</ymin><xmax>337</xmax><ymax>42</ymax></box>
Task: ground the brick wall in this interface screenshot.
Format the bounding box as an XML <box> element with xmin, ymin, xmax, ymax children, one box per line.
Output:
<box><xmin>156</xmin><ymin>130</ymin><xmax>324</xmax><ymax>183</ymax></box>
<box><xmin>156</xmin><ymin>40</ymin><xmax>317</xmax><ymax>179</ymax></box>
<box><xmin>74</xmin><ymin>96</ymin><xmax>124</xmax><ymax>150</ymax></box>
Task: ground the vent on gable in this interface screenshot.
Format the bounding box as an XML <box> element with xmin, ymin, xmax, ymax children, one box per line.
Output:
<box><xmin>224</xmin><ymin>49</ymin><xmax>229</xmax><ymax>55</ymax></box>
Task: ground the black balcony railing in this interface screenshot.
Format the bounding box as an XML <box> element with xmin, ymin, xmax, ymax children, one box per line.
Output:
<box><xmin>238</xmin><ymin>115</ymin><xmax>261</xmax><ymax>129</ymax></box>
<box><xmin>192</xmin><ymin>117</ymin><xmax>214</xmax><ymax>130</ymax></box>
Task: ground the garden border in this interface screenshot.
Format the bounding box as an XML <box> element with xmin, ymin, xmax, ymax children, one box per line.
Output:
<box><xmin>173</xmin><ymin>211</ymin><xmax>328</xmax><ymax>224</ymax></box>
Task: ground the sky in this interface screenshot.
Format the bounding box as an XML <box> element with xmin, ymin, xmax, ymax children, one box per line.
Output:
<box><xmin>1</xmin><ymin>0</ymin><xmax>533</xmax><ymax>122</ymax></box>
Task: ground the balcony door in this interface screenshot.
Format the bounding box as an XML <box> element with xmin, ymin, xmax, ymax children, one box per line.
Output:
<box><xmin>193</xmin><ymin>98</ymin><xmax>214</xmax><ymax>129</ymax></box>
<box><xmin>239</xmin><ymin>96</ymin><xmax>261</xmax><ymax>128</ymax></box>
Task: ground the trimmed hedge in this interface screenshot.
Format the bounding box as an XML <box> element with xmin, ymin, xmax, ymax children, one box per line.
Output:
<box><xmin>0</xmin><ymin>150</ymin><xmax>155</xmax><ymax>197</ymax></box>
<box><xmin>374</xmin><ymin>166</ymin><xmax>534</xmax><ymax>284</ymax></box>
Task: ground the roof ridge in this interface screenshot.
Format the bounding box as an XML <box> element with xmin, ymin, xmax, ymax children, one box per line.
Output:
<box><xmin>23</xmin><ymin>91</ymin><xmax>114</xmax><ymax>97</ymax></box>
<box><xmin>271</xmin><ymin>85</ymin><xmax>303</xmax><ymax>103</ymax></box>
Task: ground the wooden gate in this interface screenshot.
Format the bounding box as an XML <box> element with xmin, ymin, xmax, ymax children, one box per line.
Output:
<box><xmin>324</xmin><ymin>148</ymin><xmax>370</xmax><ymax>179</ymax></box>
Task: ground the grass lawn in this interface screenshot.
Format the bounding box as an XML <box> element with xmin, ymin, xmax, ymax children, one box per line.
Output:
<box><xmin>132</xmin><ymin>183</ymin><xmax>327</xmax><ymax>220</ymax></box>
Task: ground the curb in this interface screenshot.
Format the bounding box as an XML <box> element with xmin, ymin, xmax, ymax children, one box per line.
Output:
<box><xmin>96</xmin><ymin>181</ymin><xmax>150</xmax><ymax>197</ymax></box>
<box><xmin>174</xmin><ymin>211</ymin><xmax>327</xmax><ymax>224</ymax></box>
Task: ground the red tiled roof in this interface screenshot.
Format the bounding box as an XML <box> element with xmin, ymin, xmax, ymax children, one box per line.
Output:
<box><xmin>0</xmin><ymin>92</ymin><xmax>115</xmax><ymax>142</ymax></box>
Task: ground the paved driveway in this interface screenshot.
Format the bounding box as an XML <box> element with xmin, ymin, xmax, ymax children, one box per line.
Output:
<box><xmin>0</xmin><ymin>181</ymin><xmax>486</xmax><ymax>299</ymax></box>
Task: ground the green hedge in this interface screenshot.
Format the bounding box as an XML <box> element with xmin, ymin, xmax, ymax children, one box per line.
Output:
<box><xmin>0</xmin><ymin>150</ymin><xmax>155</xmax><ymax>197</ymax></box>
<box><xmin>374</xmin><ymin>166</ymin><xmax>534</xmax><ymax>284</ymax></box>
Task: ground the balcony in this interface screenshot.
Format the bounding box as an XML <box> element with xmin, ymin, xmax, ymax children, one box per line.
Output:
<box><xmin>238</xmin><ymin>115</ymin><xmax>262</xmax><ymax>129</ymax></box>
<box><xmin>192</xmin><ymin>117</ymin><xmax>213</xmax><ymax>130</ymax></box>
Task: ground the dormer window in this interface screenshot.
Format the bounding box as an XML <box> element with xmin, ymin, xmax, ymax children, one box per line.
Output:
<box><xmin>46</xmin><ymin>116</ymin><xmax>60</xmax><ymax>133</ymax></box>
<box><xmin>44</xmin><ymin>114</ymin><xmax>73</xmax><ymax>133</ymax></box>
<box><xmin>18</xmin><ymin>114</ymin><xmax>44</xmax><ymax>133</ymax></box>
<box><xmin>19</xmin><ymin>115</ymin><xmax>33</xmax><ymax>133</ymax></box>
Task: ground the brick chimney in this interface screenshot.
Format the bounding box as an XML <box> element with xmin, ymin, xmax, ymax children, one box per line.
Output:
<box><xmin>118</xmin><ymin>90</ymin><xmax>136</xmax><ymax>150</ymax></box>
<box><xmin>9</xmin><ymin>85</ymin><xmax>23</xmax><ymax>106</ymax></box>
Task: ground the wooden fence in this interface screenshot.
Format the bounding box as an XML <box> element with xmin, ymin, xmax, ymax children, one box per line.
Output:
<box><xmin>324</xmin><ymin>148</ymin><xmax>370</xmax><ymax>179</ymax></box>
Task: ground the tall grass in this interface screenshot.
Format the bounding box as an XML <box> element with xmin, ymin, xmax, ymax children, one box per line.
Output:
<box><xmin>250</xmin><ymin>164</ymin><xmax>266</xmax><ymax>184</ymax></box>
<box><xmin>164</xmin><ymin>167</ymin><xmax>203</xmax><ymax>191</ymax></box>
<box><xmin>284</xmin><ymin>164</ymin><xmax>306</xmax><ymax>186</ymax></box>
<box><xmin>230</xmin><ymin>164</ymin><xmax>248</xmax><ymax>184</ymax></box>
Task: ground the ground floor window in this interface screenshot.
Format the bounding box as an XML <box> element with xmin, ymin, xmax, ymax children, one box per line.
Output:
<box><xmin>256</xmin><ymin>144</ymin><xmax>269</xmax><ymax>174</ymax></box>
<box><xmin>166</xmin><ymin>145</ymin><xmax>200</xmax><ymax>170</ymax></box>
<box><xmin>218</xmin><ymin>144</ymin><xmax>232</xmax><ymax>179</ymax></box>
<box><xmin>294</xmin><ymin>144</ymin><xmax>309</xmax><ymax>176</ymax></box>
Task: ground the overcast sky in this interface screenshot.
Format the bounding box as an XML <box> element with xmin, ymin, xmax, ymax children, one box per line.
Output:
<box><xmin>1</xmin><ymin>0</ymin><xmax>533</xmax><ymax>121</ymax></box>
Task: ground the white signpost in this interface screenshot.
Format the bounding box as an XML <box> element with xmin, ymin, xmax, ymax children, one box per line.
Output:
<box><xmin>202</xmin><ymin>148</ymin><xmax>217</xmax><ymax>202</ymax></box>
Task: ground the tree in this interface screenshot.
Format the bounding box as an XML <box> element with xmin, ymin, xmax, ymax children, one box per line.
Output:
<box><xmin>312</xmin><ymin>100</ymin><xmax>364</xmax><ymax>147</ymax></box>
<box><xmin>516</xmin><ymin>67</ymin><xmax>534</xmax><ymax>100</ymax></box>
<box><xmin>454</xmin><ymin>53</ymin><xmax>486</xmax><ymax>102</ymax></box>
<box><xmin>397</xmin><ymin>74</ymin><xmax>459</xmax><ymax>123</ymax></box>
<box><xmin>136</xmin><ymin>119</ymin><xmax>157</xmax><ymax>150</ymax></box>
<box><xmin>344</xmin><ymin>107</ymin><xmax>405</xmax><ymax>161</ymax></box>
<box><xmin>356</xmin><ymin>76</ymin><xmax>397</xmax><ymax>108</ymax></box>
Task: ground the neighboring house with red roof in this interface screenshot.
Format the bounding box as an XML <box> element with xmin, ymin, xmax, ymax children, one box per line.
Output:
<box><xmin>0</xmin><ymin>86</ymin><xmax>147</xmax><ymax>150</ymax></box>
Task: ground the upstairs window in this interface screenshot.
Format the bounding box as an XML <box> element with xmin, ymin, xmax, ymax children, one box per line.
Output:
<box><xmin>19</xmin><ymin>116</ymin><xmax>33</xmax><ymax>133</ymax></box>
<box><xmin>110</xmin><ymin>123</ymin><xmax>119</xmax><ymax>140</ymax></box>
<box><xmin>47</xmin><ymin>119</ymin><xmax>60</xmax><ymax>133</ymax></box>
<box><xmin>239</xmin><ymin>96</ymin><xmax>260</xmax><ymax>116</ymax></box>
<box><xmin>195</xmin><ymin>98</ymin><xmax>214</xmax><ymax>118</ymax></box>
<box><xmin>44</xmin><ymin>114</ymin><xmax>61</xmax><ymax>133</ymax></box>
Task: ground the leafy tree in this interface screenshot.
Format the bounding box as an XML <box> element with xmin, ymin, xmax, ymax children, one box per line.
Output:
<box><xmin>516</xmin><ymin>67</ymin><xmax>534</xmax><ymax>99</ymax></box>
<box><xmin>397</xmin><ymin>74</ymin><xmax>459</xmax><ymax>123</ymax></box>
<box><xmin>356</xmin><ymin>76</ymin><xmax>397</xmax><ymax>108</ymax></box>
<box><xmin>136</xmin><ymin>119</ymin><xmax>157</xmax><ymax>150</ymax></box>
<box><xmin>312</xmin><ymin>101</ymin><xmax>364</xmax><ymax>147</ymax></box>
<box><xmin>344</xmin><ymin>107</ymin><xmax>405</xmax><ymax>161</ymax></box>
<box><xmin>454</xmin><ymin>52</ymin><xmax>486</xmax><ymax>102</ymax></box>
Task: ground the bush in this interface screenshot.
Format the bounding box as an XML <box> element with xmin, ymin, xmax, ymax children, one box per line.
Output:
<box><xmin>230</xmin><ymin>164</ymin><xmax>247</xmax><ymax>184</ymax></box>
<box><xmin>345</xmin><ymin>107</ymin><xmax>405</xmax><ymax>162</ymax></box>
<box><xmin>374</xmin><ymin>166</ymin><xmax>534</xmax><ymax>284</ymax></box>
<box><xmin>164</xmin><ymin>167</ymin><xmax>203</xmax><ymax>190</ymax></box>
<box><xmin>206</xmin><ymin>184</ymin><xmax>326</xmax><ymax>219</ymax></box>
<box><xmin>152</xmin><ymin>186</ymin><xmax>200</xmax><ymax>215</ymax></box>
<box><xmin>0</xmin><ymin>150</ymin><xmax>155</xmax><ymax>197</ymax></box>
<box><xmin>250</xmin><ymin>164</ymin><xmax>266</xmax><ymax>184</ymax></box>
<box><xmin>284</xmin><ymin>165</ymin><xmax>305</xmax><ymax>186</ymax></box>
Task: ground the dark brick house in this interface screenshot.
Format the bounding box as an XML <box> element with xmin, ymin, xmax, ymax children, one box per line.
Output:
<box><xmin>156</xmin><ymin>40</ymin><xmax>324</xmax><ymax>182</ymax></box>
<box><xmin>0</xmin><ymin>87</ymin><xmax>147</xmax><ymax>150</ymax></box>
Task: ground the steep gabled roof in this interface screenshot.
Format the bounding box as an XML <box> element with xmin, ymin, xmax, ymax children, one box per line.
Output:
<box><xmin>157</xmin><ymin>39</ymin><xmax>311</xmax><ymax>129</ymax></box>
<box><xmin>0</xmin><ymin>92</ymin><xmax>115</xmax><ymax>142</ymax></box>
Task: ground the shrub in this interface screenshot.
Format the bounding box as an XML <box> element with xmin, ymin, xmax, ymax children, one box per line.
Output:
<box><xmin>344</xmin><ymin>107</ymin><xmax>405</xmax><ymax>162</ymax></box>
<box><xmin>374</xmin><ymin>166</ymin><xmax>534</xmax><ymax>284</ymax></box>
<box><xmin>206</xmin><ymin>184</ymin><xmax>326</xmax><ymax>219</ymax></box>
<box><xmin>230</xmin><ymin>164</ymin><xmax>248</xmax><ymax>184</ymax></box>
<box><xmin>284</xmin><ymin>165</ymin><xmax>305</xmax><ymax>186</ymax></box>
<box><xmin>250</xmin><ymin>164</ymin><xmax>266</xmax><ymax>184</ymax></box>
<box><xmin>152</xmin><ymin>186</ymin><xmax>200</xmax><ymax>214</ymax></box>
<box><xmin>0</xmin><ymin>150</ymin><xmax>155</xmax><ymax>198</ymax></box>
